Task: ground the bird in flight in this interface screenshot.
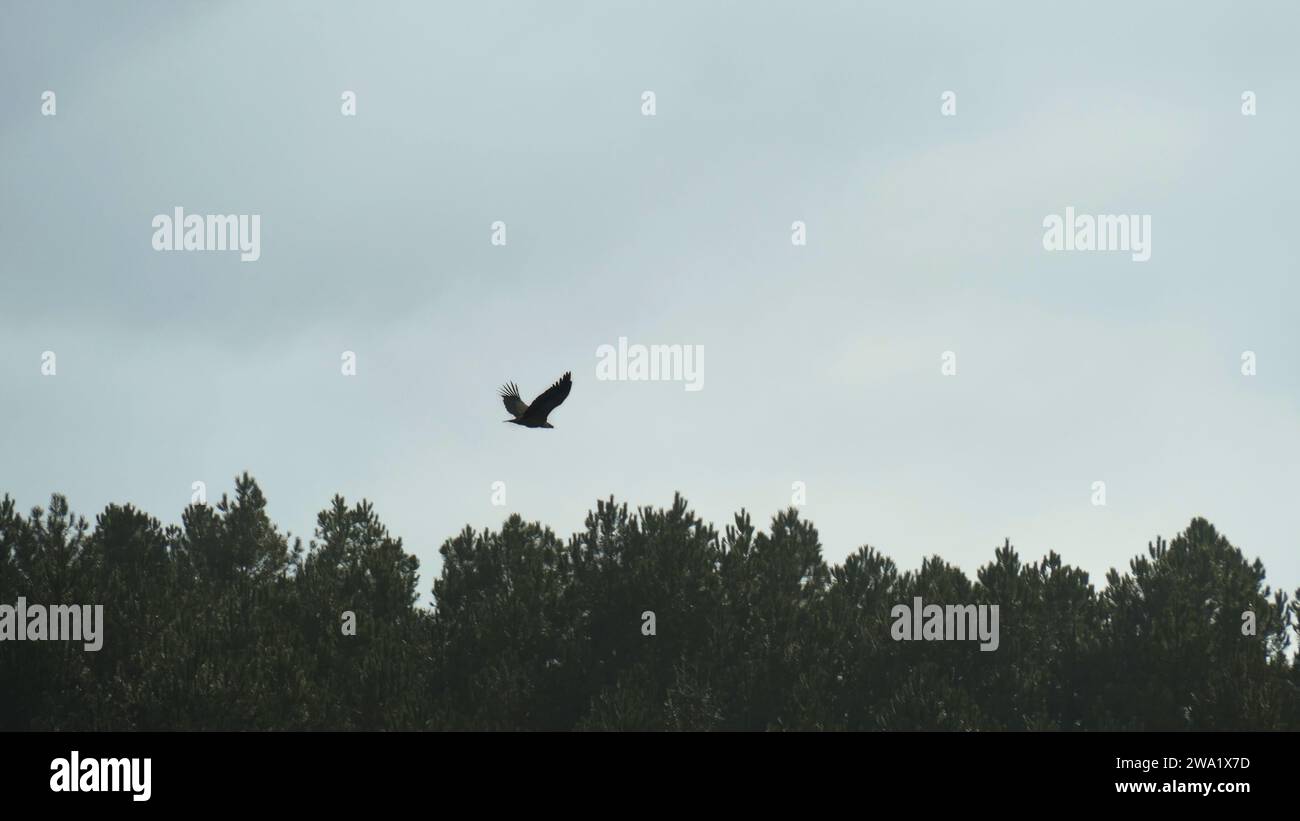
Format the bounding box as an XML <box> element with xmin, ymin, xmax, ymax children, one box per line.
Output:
<box><xmin>499</xmin><ymin>371</ymin><xmax>572</xmax><ymax>428</ymax></box>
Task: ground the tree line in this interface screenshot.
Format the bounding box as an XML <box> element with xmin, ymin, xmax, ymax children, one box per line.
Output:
<box><xmin>1</xmin><ymin>473</ymin><xmax>1296</xmax><ymax>730</ymax></box>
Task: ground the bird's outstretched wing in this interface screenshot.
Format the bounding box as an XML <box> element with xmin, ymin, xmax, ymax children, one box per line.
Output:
<box><xmin>499</xmin><ymin>382</ymin><xmax>528</xmax><ymax>418</ymax></box>
<box><xmin>525</xmin><ymin>372</ymin><xmax>572</xmax><ymax>420</ymax></box>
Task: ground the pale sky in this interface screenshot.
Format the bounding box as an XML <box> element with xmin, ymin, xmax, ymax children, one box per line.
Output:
<box><xmin>3</xmin><ymin>0</ymin><xmax>1298</xmax><ymax>605</ymax></box>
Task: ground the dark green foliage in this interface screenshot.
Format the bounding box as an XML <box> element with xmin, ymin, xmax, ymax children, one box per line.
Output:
<box><xmin>0</xmin><ymin>478</ymin><xmax>1295</xmax><ymax>730</ymax></box>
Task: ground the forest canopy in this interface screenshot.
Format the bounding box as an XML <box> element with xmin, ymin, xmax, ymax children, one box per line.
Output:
<box><xmin>1</xmin><ymin>473</ymin><xmax>1296</xmax><ymax>730</ymax></box>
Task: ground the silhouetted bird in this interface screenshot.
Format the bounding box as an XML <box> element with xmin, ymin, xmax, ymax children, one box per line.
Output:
<box><xmin>499</xmin><ymin>371</ymin><xmax>572</xmax><ymax>428</ymax></box>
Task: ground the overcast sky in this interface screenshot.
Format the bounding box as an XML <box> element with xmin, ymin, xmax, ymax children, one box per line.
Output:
<box><xmin>3</xmin><ymin>0</ymin><xmax>1298</xmax><ymax>604</ymax></box>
